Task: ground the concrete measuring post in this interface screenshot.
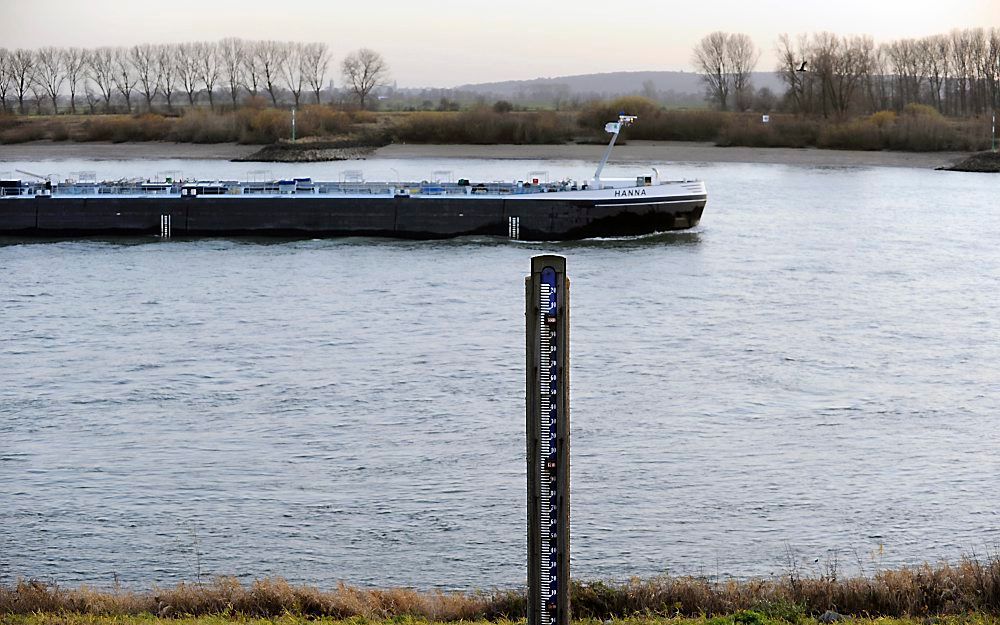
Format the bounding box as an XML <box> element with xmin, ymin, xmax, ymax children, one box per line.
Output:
<box><xmin>526</xmin><ymin>255</ymin><xmax>570</xmax><ymax>625</ymax></box>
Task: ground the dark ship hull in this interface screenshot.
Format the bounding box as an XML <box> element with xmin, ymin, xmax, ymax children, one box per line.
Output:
<box><xmin>0</xmin><ymin>191</ymin><xmax>706</xmax><ymax>241</ymax></box>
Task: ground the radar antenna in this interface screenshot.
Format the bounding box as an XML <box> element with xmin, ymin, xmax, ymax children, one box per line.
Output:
<box><xmin>593</xmin><ymin>114</ymin><xmax>637</xmax><ymax>185</ymax></box>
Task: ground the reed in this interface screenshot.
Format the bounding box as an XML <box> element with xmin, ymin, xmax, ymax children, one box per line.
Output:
<box><xmin>3</xmin><ymin>557</ymin><xmax>1000</xmax><ymax>620</ymax></box>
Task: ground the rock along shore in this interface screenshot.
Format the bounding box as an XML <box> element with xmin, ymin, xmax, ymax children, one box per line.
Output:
<box><xmin>937</xmin><ymin>151</ymin><xmax>1000</xmax><ymax>172</ymax></box>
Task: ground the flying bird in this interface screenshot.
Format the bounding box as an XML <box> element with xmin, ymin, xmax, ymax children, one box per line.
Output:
<box><xmin>797</xmin><ymin>61</ymin><xmax>808</xmax><ymax>72</ymax></box>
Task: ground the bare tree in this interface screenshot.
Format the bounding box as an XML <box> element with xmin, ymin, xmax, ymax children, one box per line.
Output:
<box><xmin>255</xmin><ymin>40</ymin><xmax>287</xmax><ymax>106</ymax></box>
<box><xmin>244</xmin><ymin>40</ymin><xmax>264</xmax><ymax>98</ymax></box>
<box><xmin>776</xmin><ymin>33</ymin><xmax>813</xmax><ymax>114</ymax></box>
<box><xmin>0</xmin><ymin>48</ymin><xmax>11</xmax><ymax>112</ymax></box>
<box><xmin>341</xmin><ymin>48</ymin><xmax>388</xmax><ymax>109</ymax></box>
<box><xmin>219</xmin><ymin>37</ymin><xmax>246</xmax><ymax>109</ymax></box>
<box><xmin>809</xmin><ymin>32</ymin><xmax>841</xmax><ymax>117</ymax></box>
<box><xmin>693</xmin><ymin>32</ymin><xmax>730</xmax><ymax>110</ymax></box>
<box><xmin>9</xmin><ymin>48</ymin><xmax>36</xmax><ymax>114</ymax></box>
<box><xmin>111</xmin><ymin>47</ymin><xmax>138</xmax><ymax>112</ymax></box>
<box><xmin>968</xmin><ymin>28</ymin><xmax>987</xmax><ymax>114</ymax></box>
<box><xmin>87</xmin><ymin>47</ymin><xmax>116</xmax><ymax>112</ymax></box>
<box><xmin>130</xmin><ymin>43</ymin><xmax>160</xmax><ymax>112</ymax></box>
<box><xmin>821</xmin><ymin>34</ymin><xmax>873</xmax><ymax>116</ymax></box>
<box><xmin>864</xmin><ymin>44</ymin><xmax>892</xmax><ymax>113</ymax></box>
<box><xmin>301</xmin><ymin>42</ymin><xmax>330</xmax><ymax>104</ymax></box>
<box><xmin>195</xmin><ymin>41</ymin><xmax>221</xmax><ymax>111</ymax></box>
<box><xmin>84</xmin><ymin>80</ymin><xmax>99</xmax><ymax>114</ymax></box>
<box><xmin>62</xmin><ymin>47</ymin><xmax>86</xmax><ymax>114</ymax></box>
<box><xmin>924</xmin><ymin>35</ymin><xmax>950</xmax><ymax>113</ymax></box>
<box><xmin>34</xmin><ymin>47</ymin><xmax>65</xmax><ymax>113</ymax></box>
<box><xmin>988</xmin><ymin>28</ymin><xmax>1000</xmax><ymax>112</ymax></box>
<box><xmin>29</xmin><ymin>79</ymin><xmax>46</xmax><ymax>114</ymax></box>
<box><xmin>282</xmin><ymin>41</ymin><xmax>305</xmax><ymax>108</ymax></box>
<box><xmin>887</xmin><ymin>38</ymin><xmax>926</xmax><ymax>111</ymax></box>
<box><xmin>158</xmin><ymin>44</ymin><xmax>179</xmax><ymax>111</ymax></box>
<box><xmin>175</xmin><ymin>42</ymin><xmax>201</xmax><ymax>107</ymax></box>
<box><xmin>950</xmin><ymin>29</ymin><xmax>973</xmax><ymax>115</ymax></box>
<box><xmin>727</xmin><ymin>33</ymin><xmax>759</xmax><ymax>111</ymax></box>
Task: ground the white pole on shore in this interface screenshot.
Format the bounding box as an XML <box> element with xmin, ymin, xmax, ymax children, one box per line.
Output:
<box><xmin>291</xmin><ymin>107</ymin><xmax>296</xmax><ymax>143</ymax></box>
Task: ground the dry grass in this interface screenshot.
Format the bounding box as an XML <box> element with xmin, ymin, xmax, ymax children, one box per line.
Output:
<box><xmin>572</xmin><ymin>557</ymin><xmax>1000</xmax><ymax>619</ymax></box>
<box><xmin>719</xmin><ymin>106</ymin><xmax>989</xmax><ymax>152</ymax></box>
<box><xmin>577</xmin><ymin>97</ymin><xmax>727</xmax><ymax>142</ymax></box>
<box><xmin>0</xmin><ymin>104</ymin><xmax>992</xmax><ymax>150</ymax></box>
<box><xmin>3</xmin><ymin>558</ymin><xmax>1000</xmax><ymax>620</ymax></box>
<box><xmin>393</xmin><ymin>109</ymin><xmax>575</xmax><ymax>144</ymax></box>
<box><xmin>0</xmin><ymin>578</ymin><xmax>511</xmax><ymax>621</ymax></box>
<box><xmin>715</xmin><ymin>115</ymin><xmax>821</xmax><ymax>148</ymax></box>
<box><xmin>0</xmin><ymin>107</ymin><xmax>382</xmax><ymax>145</ymax></box>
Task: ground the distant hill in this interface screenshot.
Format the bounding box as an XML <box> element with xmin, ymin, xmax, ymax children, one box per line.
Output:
<box><xmin>456</xmin><ymin>70</ymin><xmax>785</xmax><ymax>101</ymax></box>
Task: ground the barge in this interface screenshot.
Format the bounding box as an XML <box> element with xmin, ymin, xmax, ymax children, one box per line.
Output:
<box><xmin>0</xmin><ymin>116</ymin><xmax>707</xmax><ymax>241</ymax></box>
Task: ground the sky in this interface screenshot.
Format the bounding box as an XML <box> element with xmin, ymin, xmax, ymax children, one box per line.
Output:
<box><xmin>1</xmin><ymin>0</ymin><xmax>997</xmax><ymax>87</ymax></box>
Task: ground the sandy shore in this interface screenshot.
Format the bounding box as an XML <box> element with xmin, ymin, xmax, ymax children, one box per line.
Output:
<box><xmin>0</xmin><ymin>139</ymin><xmax>969</xmax><ymax>169</ymax></box>
<box><xmin>377</xmin><ymin>141</ymin><xmax>969</xmax><ymax>169</ymax></box>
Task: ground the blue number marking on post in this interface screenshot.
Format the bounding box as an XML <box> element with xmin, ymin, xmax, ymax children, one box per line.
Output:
<box><xmin>540</xmin><ymin>267</ymin><xmax>558</xmax><ymax>625</ymax></box>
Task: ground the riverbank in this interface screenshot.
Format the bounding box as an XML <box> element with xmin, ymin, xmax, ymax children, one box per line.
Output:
<box><xmin>0</xmin><ymin>140</ymin><xmax>969</xmax><ymax>170</ymax></box>
<box><xmin>5</xmin><ymin>615</ymin><xmax>999</xmax><ymax>625</ymax></box>
<box><xmin>4</xmin><ymin>558</ymin><xmax>1000</xmax><ymax>619</ymax></box>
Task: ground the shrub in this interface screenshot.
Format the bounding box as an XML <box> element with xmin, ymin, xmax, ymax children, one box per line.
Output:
<box><xmin>577</xmin><ymin>98</ymin><xmax>726</xmax><ymax>141</ymax></box>
<box><xmin>870</xmin><ymin>110</ymin><xmax>897</xmax><ymax>129</ymax></box>
<box><xmin>717</xmin><ymin>115</ymin><xmax>820</xmax><ymax>148</ymax></box>
<box><xmin>297</xmin><ymin>105</ymin><xmax>352</xmax><ymax>136</ymax></box>
<box><xmin>0</xmin><ymin>112</ymin><xmax>23</xmax><ymax>130</ymax></box>
<box><xmin>817</xmin><ymin>119</ymin><xmax>883</xmax><ymax>150</ymax></box>
<box><xmin>235</xmin><ymin>107</ymin><xmax>291</xmax><ymax>144</ymax></box>
<box><xmin>47</xmin><ymin>122</ymin><xmax>71</xmax><ymax>141</ymax></box>
<box><xmin>887</xmin><ymin>106</ymin><xmax>959</xmax><ymax>151</ymax></box>
<box><xmin>169</xmin><ymin>110</ymin><xmax>236</xmax><ymax>143</ymax></box>
<box><xmin>394</xmin><ymin>110</ymin><xmax>573</xmax><ymax>144</ymax></box>
<box><xmin>133</xmin><ymin>114</ymin><xmax>172</xmax><ymax>140</ymax></box>
<box><xmin>0</xmin><ymin>123</ymin><xmax>47</xmax><ymax>144</ymax></box>
<box><xmin>578</xmin><ymin>96</ymin><xmax>662</xmax><ymax>129</ymax></box>
<box><xmin>350</xmin><ymin>109</ymin><xmax>378</xmax><ymax>124</ymax></box>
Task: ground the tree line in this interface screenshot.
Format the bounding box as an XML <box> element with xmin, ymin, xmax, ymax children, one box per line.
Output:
<box><xmin>695</xmin><ymin>27</ymin><xmax>1000</xmax><ymax>117</ymax></box>
<box><xmin>0</xmin><ymin>40</ymin><xmax>390</xmax><ymax>115</ymax></box>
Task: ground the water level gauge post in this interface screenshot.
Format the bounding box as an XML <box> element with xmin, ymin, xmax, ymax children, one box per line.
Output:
<box><xmin>526</xmin><ymin>254</ymin><xmax>570</xmax><ymax>625</ymax></box>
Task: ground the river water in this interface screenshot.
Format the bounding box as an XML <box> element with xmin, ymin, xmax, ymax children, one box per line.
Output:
<box><xmin>1</xmin><ymin>157</ymin><xmax>998</xmax><ymax>590</ymax></box>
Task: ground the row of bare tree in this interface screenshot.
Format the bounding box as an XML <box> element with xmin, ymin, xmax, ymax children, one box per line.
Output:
<box><xmin>777</xmin><ymin>28</ymin><xmax>1000</xmax><ymax>116</ymax></box>
<box><xmin>0</xmin><ymin>40</ymin><xmax>390</xmax><ymax>115</ymax></box>
<box><xmin>695</xmin><ymin>28</ymin><xmax>1000</xmax><ymax>118</ymax></box>
<box><xmin>777</xmin><ymin>28</ymin><xmax>1000</xmax><ymax>117</ymax></box>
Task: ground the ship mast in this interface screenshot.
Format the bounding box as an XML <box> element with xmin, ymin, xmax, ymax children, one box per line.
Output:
<box><xmin>593</xmin><ymin>114</ymin><xmax>637</xmax><ymax>185</ymax></box>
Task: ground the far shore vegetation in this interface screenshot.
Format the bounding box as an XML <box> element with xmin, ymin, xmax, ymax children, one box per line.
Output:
<box><xmin>4</xmin><ymin>557</ymin><xmax>1000</xmax><ymax>621</ymax></box>
<box><xmin>0</xmin><ymin>100</ymin><xmax>992</xmax><ymax>153</ymax></box>
<box><xmin>1</xmin><ymin>27</ymin><xmax>998</xmax><ymax>154</ymax></box>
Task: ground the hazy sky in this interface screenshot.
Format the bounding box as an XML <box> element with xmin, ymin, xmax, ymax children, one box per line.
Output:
<box><xmin>1</xmin><ymin>0</ymin><xmax>997</xmax><ymax>87</ymax></box>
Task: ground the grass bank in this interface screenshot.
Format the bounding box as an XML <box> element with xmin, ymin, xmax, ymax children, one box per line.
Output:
<box><xmin>4</xmin><ymin>616</ymin><xmax>1000</xmax><ymax>625</ymax></box>
<box><xmin>4</xmin><ymin>557</ymin><xmax>1000</xmax><ymax>620</ymax></box>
